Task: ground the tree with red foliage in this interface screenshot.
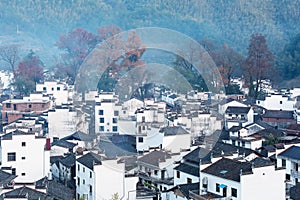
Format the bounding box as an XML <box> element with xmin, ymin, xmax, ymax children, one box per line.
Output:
<box><xmin>13</xmin><ymin>50</ymin><xmax>44</xmax><ymax>95</ymax></box>
<box><xmin>56</xmin><ymin>28</ymin><xmax>97</xmax><ymax>83</ymax></box>
<box><xmin>243</xmin><ymin>34</ymin><xmax>274</xmax><ymax>99</ymax></box>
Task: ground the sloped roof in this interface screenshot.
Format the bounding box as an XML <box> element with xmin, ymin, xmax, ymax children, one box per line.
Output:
<box><xmin>174</xmin><ymin>162</ymin><xmax>199</xmax><ymax>177</ymax></box>
<box><xmin>201</xmin><ymin>158</ymin><xmax>252</xmax><ymax>182</ymax></box>
<box><xmin>0</xmin><ymin>170</ymin><xmax>16</xmax><ymax>186</ymax></box>
<box><xmin>262</xmin><ymin>110</ymin><xmax>294</xmax><ymax>119</ymax></box>
<box><xmin>159</xmin><ymin>126</ymin><xmax>189</xmax><ymax>136</ymax></box>
<box><xmin>59</xmin><ymin>154</ymin><xmax>76</xmax><ymax>168</ymax></box>
<box><xmin>278</xmin><ymin>145</ymin><xmax>300</xmax><ymax>160</ymax></box>
<box><xmin>77</xmin><ymin>152</ymin><xmax>102</xmax><ymax>170</ymax></box>
<box><xmin>62</xmin><ymin>131</ymin><xmax>94</xmax><ymax>142</ymax></box>
<box><xmin>51</xmin><ymin>140</ymin><xmax>77</xmax><ymax>149</ymax></box>
<box><xmin>225</xmin><ymin>106</ymin><xmax>251</xmax><ymax>114</ymax></box>
<box><xmin>166</xmin><ymin>182</ymin><xmax>199</xmax><ymax>199</ymax></box>
<box><xmin>1</xmin><ymin>186</ymin><xmax>50</xmax><ymax>200</ymax></box>
<box><xmin>138</xmin><ymin>150</ymin><xmax>172</xmax><ymax>167</ymax></box>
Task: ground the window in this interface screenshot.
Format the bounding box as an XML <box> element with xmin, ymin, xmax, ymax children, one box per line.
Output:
<box><xmin>216</xmin><ymin>183</ymin><xmax>220</xmax><ymax>192</ymax></box>
<box><xmin>12</xmin><ymin>168</ymin><xmax>16</xmax><ymax>175</ymax></box>
<box><xmin>21</xmin><ymin>173</ymin><xmax>26</xmax><ymax>176</ymax></box>
<box><xmin>7</xmin><ymin>152</ymin><xmax>16</xmax><ymax>161</ymax></box>
<box><xmin>99</xmin><ymin>126</ymin><xmax>104</xmax><ymax>132</ymax></box>
<box><xmin>113</xmin><ymin>126</ymin><xmax>118</xmax><ymax>132</ymax></box>
<box><xmin>22</xmin><ymin>142</ymin><xmax>26</xmax><ymax>147</ymax></box>
<box><xmin>28</xmin><ymin>104</ymin><xmax>32</xmax><ymax>109</ymax></box>
<box><xmin>89</xmin><ymin>185</ymin><xmax>92</xmax><ymax>193</ymax></box>
<box><xmin>6</xmin><ymin>103</ymin><xmax>11</xmax><ymax>108</ymax></box>
<box><xmin>154</xmin><ymin>170</ymin><xmax>158</xmax><ymax>175</ymax></box>
<box><xmin>21</xmin><ymin>157</ymin><xmax>25</xmax><ymax>160</ymax></box>
<box><xmin>138</xmin><ymin>137</ymin><xmax>143</xmax><ymax>143</ymax></box>
<box><xmin>114</xmin><ymin>110</ymin><xmax>119</xmax><ymax>116</ymax></box>
<box><xmin>286</xmin><ymin>174</ymin><xmax>291</xmax><ymax>181</ymax></box>
<box><xmin>142</xmin><ymin>116</ymin><xmax>145</xmax><ymax>122</ymax></box>
<box><xmin>83</xmin><ymin>179</ymin><xmax>85</xmax><ymax>184</ymax></box>
<box><xmin>57</xmin><ymin>87</ymin><xmax>60</xmax><ymax>91</ymax></box>
<box><xmin>187</xmin><ymin>178</ymin><xmax>192</xmax><ymax>184</ymax></box>
<box><xmin>83</xmin><ymin>167</ymin><xmax>85</xmax><ymax>172</ymax></box>
<box><xmin>99</xmin><ymin>110</ymin><xmax>104</xmax><ymax>115</ymax></box>
<box><xmin>112</xmin><ymin>118</ymin><xmax>118</xmax><ymax>124</ymax></box>
<box><xmin>77</xmin><ymin>177</ymin><xmax>80</xmax><ymax>185</ymax></box>
<box><xmin>231</xmin><ymin>188</ymin><xmax>237</xmax><ymax>197</ymax></box>
<box><xmin>282</xmin><ymin>159</ymin><xmax>286</xmax><ymax>167</ymax></box>
<box><xmin>51</xmin><ymin>87</ymin><xmax>54</xmax><ymax>91</ymax></box>
<box><xmin>43</xmin><ymin>87</ymin><xmax>46</xmax><ymax>91</ymax></box>
<box><xmin>176</xmin><ymin>171</ymin><xmax>180</xmax><ymax>178</ymax></box>
<box><xmin>99</xmin><ymin>118</ymin><xmax>104</xmax><ymax>123</ymax></box>
<box><xmin>280</xmin><ymin>101</ymin><xmax>282</xmax><ymax>104</ymax></box>
<box><xmin>13</xmin><ymin>104</ymin><xmax>17</xmax><ymax>110</ymax></box>
<box><xmin>78</xmin><ymin>164</ymin><xmax>80</xmax><ymax>171</ymax></box>
<box><xmin>90</xmin><ymin>171</ymin><xmax>92</xmax><ymax>178</ymax></box>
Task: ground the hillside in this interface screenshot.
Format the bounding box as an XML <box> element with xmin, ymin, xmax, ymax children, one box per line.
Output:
<box><xmin>0</xmin><ymin>0</ymin><xmax>300</xmax><ymax>55</ymax></box>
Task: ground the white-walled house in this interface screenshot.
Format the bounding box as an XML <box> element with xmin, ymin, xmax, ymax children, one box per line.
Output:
<box><xmin>36</xmin><ymin>81</ymin><xmax>73</xmax><ymax>106</ymax></box>
<box><xmin>197</xmin><ymin>157</ymin><xmax>285</xmax><ymax>200</ymax></box>
<box><xmin>218</xmin><ymin>100</ymin><xmax>248</xmax><ymax>115</ymax></box>
<box><xmin>277</xmin><ymin>145</ymin><xmax>300</xmax><ymax>186</ymax></box>
<box><xmin>0</xmin><ymin>130</ymin><xmax>50</xmax><ymax>184</ymax></box>
<box><xmin>76</xmin><ymin>152</ymin><xmax>138</xmax><ymax>200</ymax></box>
<box><xmin>256</xmin><ymin>94</ymin><xmax>295</xmax><ymax>111</ymax></box>
<box><xmin>94</xmin><ymin>93</ymin><xmax>122</xmax><ymax>134</ymax></box>
<box><xmin>224</xmin><ymin>106</ymin><xmax>254</xmax><ymax>130</ymax></box>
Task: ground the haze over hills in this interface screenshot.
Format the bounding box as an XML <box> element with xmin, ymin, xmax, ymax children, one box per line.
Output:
<box><xmin>0</xmin><ymin>0</ymin><xmax>299</xmax><ymax>56</ymax></box>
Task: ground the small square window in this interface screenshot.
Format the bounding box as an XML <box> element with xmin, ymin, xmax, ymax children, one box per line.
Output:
<box><xmin>21</xmin><ymin>173</ymin><xmax>26</xmax><ymax>176</ymax></box>
<box><xmin>99</xmin><ymin>110</ymin><xmax>104</xmax><ymax>115</ymax></box>
<box><xmin>28</xmin><ymin>104</ymin><xmax>32</xmax><ymax>109</ymax></box>
<box><xmin>51</xmin><ymin>87</ymin><xmax>54</xmax><ymax>91</ymax></box>
<box><xmin>112</xmin><ymin>118</ymin><xmax>118</xmax><ymax>124</ymax></box>
<box><xmin>114</xmin><ymin>110</ymin><xmax>119</xmax><ymax>116</ymax></box>
<box><xmin>6</xmin><ymin>103</ymin><xmax>11</xmax><ymax>108</ymax></box>
<box><xmin>138</xmin><ymin>137</ymin><xmax>143</xmax><ymax>143</ymax></box>
<box><xmin>22</xmin><ymin>142</ymin><xmax>26</xmax><ymax>147</ymax></box>
<box><xmin>57</xmin><ymin>87</ymin><xmax>60</xmax><ymax>91</ymax></box>
<box><xmin>187</xmin><ymin>178</ymin><xmax>192</xmax><ymax>184</ymax></box>
<box><xmin>99</xmin><ymin>126</ymin><xmax>104</xmax><ymax>132</ymax></box>
<box><xmin>280</xmin><ymin>101</ymin><xmax>283</xmax><ymax>104</ymax></box>
<box><xmin>100</xmin><ymin>118</ymin><xmax>104</xmax><ymax>123</ymax></box>
<box><xmin>21</xmin><ymin>157</ymin><xmax>25</xmax><ymax>160</ymax></box>
<box><xmin>43</xmin><ymin>87</ymin><xmax>46</xmax><ymax>91</ymax></box>
<box><xmin>112</xmin><ymin>126</ymin><xmax>118</xmax><ymax>132</ymax></box>
<box><xmin>7</xmin><ymin>152</ymin><xmax>16</xmax><ymax>161</ymax></box>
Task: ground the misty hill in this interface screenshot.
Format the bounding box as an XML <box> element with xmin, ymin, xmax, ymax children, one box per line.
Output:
<box><xmin>0</xmin><ymin>0</ymin><xmax>300</xmax><ymax>56</ymax></box>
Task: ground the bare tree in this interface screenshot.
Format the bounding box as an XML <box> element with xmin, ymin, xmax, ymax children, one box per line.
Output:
<box><xmin>0</xmin><ymin>44</ymin><xmax>20</xmax><ymax>74</ymax></box>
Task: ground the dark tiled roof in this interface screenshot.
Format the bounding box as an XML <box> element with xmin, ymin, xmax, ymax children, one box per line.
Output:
<box><xmin>254</xmin><ymin>128</ymin><xmax>284</xmax><ymax>139</ymax></box>
<box><xmin>228</xmin><ymin>126</ymin><xmax>243</xmax><ymax>132</ymax></box>
<box><xmin>278</xmin><ymin>145</ymin><xmax>300</xmax><ymax>160</ymax></box>
<box><xmin>62</xmin><ymin>131</ymin><xmax>94</xmax><ymax>142</ymax></box>
<box><xmin>0</xmin><ymin>170</ymin><xmax>16</xmax><ymax>186</ymax></box>
<box><xmin>50</xmin><ymin>156</ymin><xmax>64</xmax><ymax>164</ymax></box>
<box><xmin>59</xmin><ymin>154</ymin><xmax>76</xmax><ymax>168</ymax></box>
<box><xmin>201</xmin><ymin>158</ymin><xmax>252</xmax><ymax>182</ymax></box>
<box><xmin>138</xmin><ymin>151</ymin><xmax>172</xmax><ymax>167</ymax></box>
<box><xmin>52</xmin><ymin>140</ymin><xmax>77</xmax><ymax>149</ymax></box>
<box><xmin>166</xmin><ymin>182</ymin><xmax>199</xmax><ymax>198</ymax></box>
<box><xmin>262</xmin><ymin>110</ymin><xmax>294</xmax><ymax>119</ymax></box>
<box><xmin>183</xmin><ymin>147</ymin><xmax>211</xmax><ymax>164</ymax></box>
<box><xmin>1</xmin><ymin>130</ymin><xmax>30</xmax><ymax>140</ymax></box>
<box><xmin>77</xmin><ymin>152</ymin><xmax>102</xmax><ymax>170</ymax></box>
<box><xmin>174</xmin><ymin>163</ymin><xmax>199</xmax><ymax>177</ymax></box>
<box><xmin>98</xmin><ymin>134</ymin><xmax>136</xmax><ymax>158</ymax></box>
<box><xmin>159</xmin><ymin>126</ymin><xmax>189</xmax><ymax>136</ymax></box>
<box><xmin>1</xmin><ymin>186</ymin><xmax>50</xmax><ymax>200</ymax></box>
<box><xmin>169</xmin><ymin>94</ymin><xmax>178</xmax><ymax>99</ymax></box>
<box><xmin>251</xmin><ymin>157</ymin><xmax>274</xmax><ymax>168</ymax></box>
<box><xmin>225</xmin><ymin>106</ymin><xmax>250</xmax><ymax>114</ymax></box>
<box><xmin>290</xmin><ymin>183</ymin><xmax>300</xmax><ymax>200</ymax></box>
<box><xmin>47</xmin><ymin>180</ymin><xmax>75</xmax><ymax>200</ymax></box>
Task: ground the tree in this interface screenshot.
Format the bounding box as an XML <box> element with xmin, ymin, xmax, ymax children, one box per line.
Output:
<box><xmin>13</xmin><ymin>50</ymin><xmax>44</xmax><ymax>95</ymax></box>
<box><xmin>243</xmin><ymin>34</ymin><xmax>274</xmax><ymax>99</ymax></box>
<box><xmin>0</xmin><ymin>44</ymin><xmax>20</xmax><ymax>74</ymax></box>
<box><xmin>56</xmin><ymin>28</ymin><xmax>98</xmax><ymax>83</ymax></box>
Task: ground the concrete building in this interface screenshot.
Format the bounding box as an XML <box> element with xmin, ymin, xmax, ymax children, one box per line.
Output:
<box><xmin>76</xmin><ymin>152</ymin><xmax>138</xmax><ymax>200</ymax></box>
<box><xmin>197</xmin><ymin>157</ymin><xmax>285</xmax><ymax>200</ymax></box>
<box><xmin>224</xmin><ymin>106</ymin><xmax>254</xmax><ymax>130</ymax></box>
<box><xmin>36</xmin><ymin>81</ymin><xmax>73</xmax><ymax>106</ymax></box>
<box><xmin>0</xmin><ymin>130</ymin><xmax>50</xmax><ymax>184</ymax></box>
<box><xmin>256</xmin><ymin>94</ymin><xmax>295</xmax><ymax>111</ymax></box>
<box><xmin>2</xmin><ymin>94</ymin><xmax>52</xmax><ymax>124</ymax></box>
<box><xmin>95</xmin><ymin>93</ymin><xmax>122</xmax><ymax>134</ymax></box>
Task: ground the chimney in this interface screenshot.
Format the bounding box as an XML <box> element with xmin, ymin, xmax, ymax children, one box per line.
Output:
<box><xmin>45</xmin><ymin>138</ymin><xmax>51</xmax><ymax>150</ymax></box>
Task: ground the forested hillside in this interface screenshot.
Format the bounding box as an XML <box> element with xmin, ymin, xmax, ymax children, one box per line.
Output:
<box><xmin>0</xmin><ymin>0</ymin><xmax>300</xmax><ymax>54</ymax></box>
